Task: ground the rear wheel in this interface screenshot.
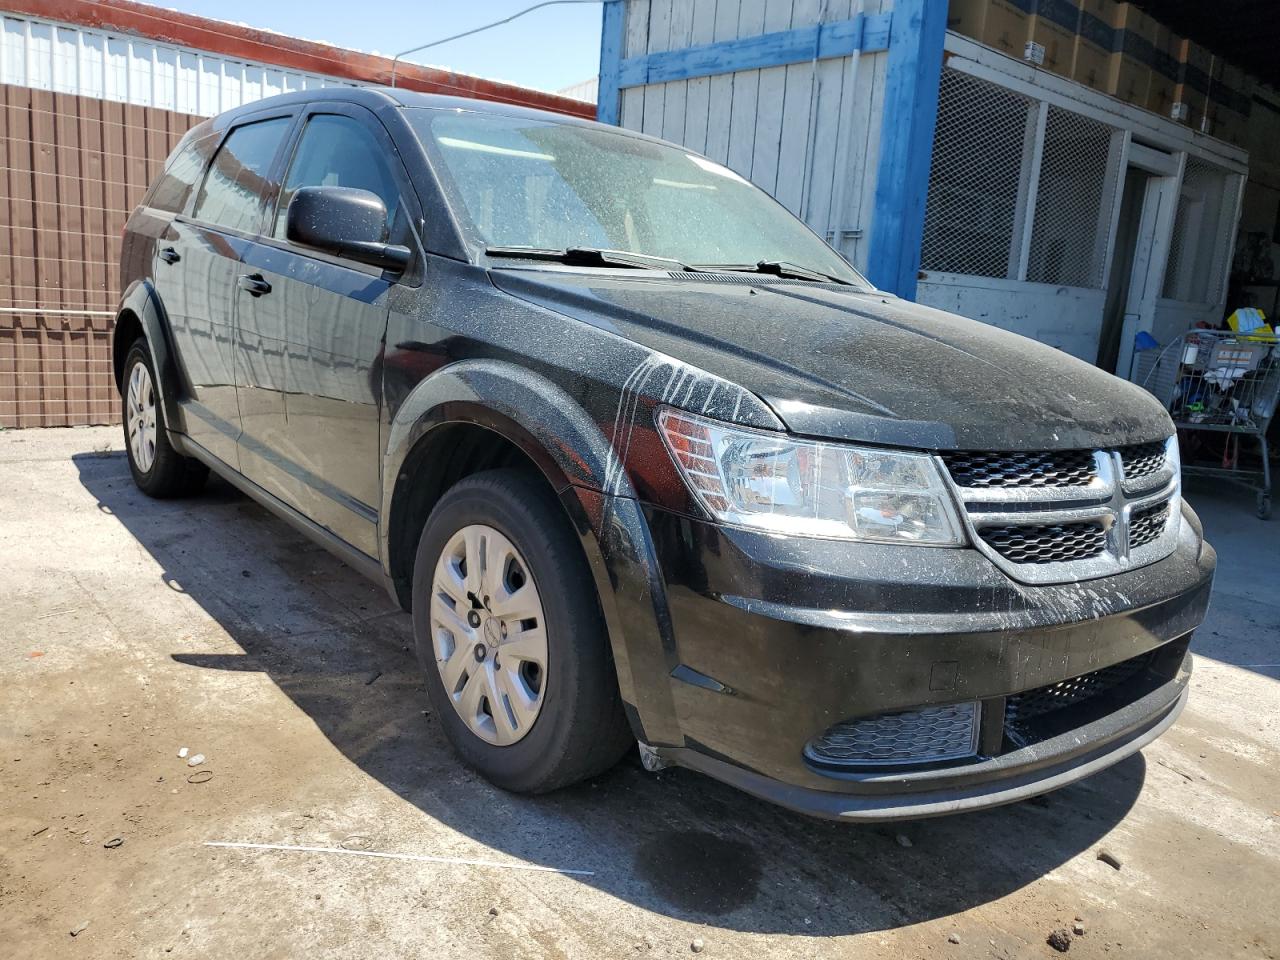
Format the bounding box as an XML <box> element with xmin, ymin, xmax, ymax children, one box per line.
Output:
<box><xmin>411</xmin><ymin>469</ymin><xmax>631</xmax><ymax>792</ymax></box>
<box><xmin>121</xmin><ymin>340</ymin><xmax>207</xmax><ymax>498</ymax></box>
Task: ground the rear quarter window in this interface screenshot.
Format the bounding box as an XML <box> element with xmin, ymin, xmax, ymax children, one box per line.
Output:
<box><xmin>147</xmin><ymin>134</ymin><xmax>216</xmax><ymax>215</ymax></box>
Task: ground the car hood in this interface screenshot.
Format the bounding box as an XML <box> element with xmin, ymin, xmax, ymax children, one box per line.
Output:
<box><xmin>488</xmin><ymin>269</ymin><xmax>1173</xmax><ymax>451</ymax></box>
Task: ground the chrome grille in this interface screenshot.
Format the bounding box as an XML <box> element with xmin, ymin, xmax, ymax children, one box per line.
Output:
<box><xmin>1130</xmin><ymin>500</ymin><xmax>1170</xmax><ymax>548</ymax></box>
<box><xmin>941</xmin><ymin>450</ymin><xmax>1097</xmax><ymax>488</ymax></box>
<box><xmin>1120</xmin><ymin>442</ymin><xmax>1167</xmax><ymax>487</ymax></box>
<box><xmin>979</xmin><ymin>521</ymin><xmax>1107</xmax><ymax>564</ymax></box>
<box><xmin>941</xmin><ymin>438</ymin><xmax>1179</xmax><ymax>585</ymax></box>
<box><xmin>805</xmin><ymin>702</ymin><xmax>979</xmax><ymax>767</ymax></box>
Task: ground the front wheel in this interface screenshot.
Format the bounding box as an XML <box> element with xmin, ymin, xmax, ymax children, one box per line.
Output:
<box><xmin>411</xmin><ymin>469</ymin><xmax>631</xmax><ymax>793</ymax></box>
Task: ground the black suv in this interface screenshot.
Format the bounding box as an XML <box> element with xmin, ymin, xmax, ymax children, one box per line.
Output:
<box><xmin>114</xmin><ymin>88</ymin><xmax>1215</xmax><ymax>820</ymax></box>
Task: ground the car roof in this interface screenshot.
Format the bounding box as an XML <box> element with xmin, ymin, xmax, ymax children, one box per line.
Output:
<box><xmin>202</xmin><ymin>85</ymin><xmax>623</xmax><ymax>136</ymax></box>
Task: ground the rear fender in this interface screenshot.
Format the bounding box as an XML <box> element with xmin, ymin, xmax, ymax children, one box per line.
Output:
<box><xmin>114</xmin><ymin>279</ymin><xmax>189</xmax><ymax>436</ymax></box>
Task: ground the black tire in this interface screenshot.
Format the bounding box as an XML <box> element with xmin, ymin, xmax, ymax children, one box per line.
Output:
<box><xmin>411</xmin><ymin>469</ymin><xmax>632</xmax><ymax>793</ymax></box>
<box><xmin>121</xmin><ymin>340</ymin><xmax>208</xmax><ymax>498</ymax></box>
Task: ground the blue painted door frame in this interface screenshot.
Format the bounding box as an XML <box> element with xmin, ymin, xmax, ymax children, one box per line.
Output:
<box><xmin>595</xmin><ymin>0</ymin><xmax>947</xmax><ymax>301</ymax></box>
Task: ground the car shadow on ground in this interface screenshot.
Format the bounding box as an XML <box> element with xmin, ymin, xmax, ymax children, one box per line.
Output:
<box><xmin>74</xmin><ymin>451</ymin><xmax>1143</xmax><ymax>937</ymax></box>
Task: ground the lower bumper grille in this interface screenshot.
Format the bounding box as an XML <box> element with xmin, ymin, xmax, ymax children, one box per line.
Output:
<box><xmin>1006</xmin><ymin>651</ymin><xmax>1156</xmax><ymax>726</ymax></box>
<box><xmin>805</xmin><ymin>702</ymin><xmax>979</xmax><ymax>768</ymax></box>
<box><xmin>1003</xmin><ymin>640</ymin><xmax>1186</xmax><ymax>748</ymax></box>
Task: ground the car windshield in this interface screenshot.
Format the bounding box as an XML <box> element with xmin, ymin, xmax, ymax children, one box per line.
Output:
<box><xmin>408</xmin><ymin>109</ymin><xmax>868</xmax><ymax>286</ymax></box>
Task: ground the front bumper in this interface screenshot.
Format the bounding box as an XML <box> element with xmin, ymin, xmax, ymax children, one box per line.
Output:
<box><xmin>629</xmin><ymin>498</ymin><xmax>1215</xmax><ymax>821</ymax></box>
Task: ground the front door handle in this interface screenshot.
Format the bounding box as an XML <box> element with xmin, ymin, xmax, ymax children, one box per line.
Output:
<box><xmin>159</xmin><ymin>247</ymin><xmax>181</xmax><ymax>264</ymax></box>
<box><xmin>237</xmin><ymin>274</ymin><xmax>272</xmax><ymax>297</ymax></box>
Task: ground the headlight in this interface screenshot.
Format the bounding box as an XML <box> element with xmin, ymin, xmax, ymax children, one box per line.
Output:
<box><xmin>657</xmin><ymin>409</ymin><xmax>966</xmax><ymax>545</ymax></box>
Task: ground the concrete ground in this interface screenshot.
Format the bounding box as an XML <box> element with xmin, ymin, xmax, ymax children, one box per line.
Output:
<box><xmin>1</xmin><ymin>425</ymin><xmax>1276</xmax><ymax>960</ymax></box>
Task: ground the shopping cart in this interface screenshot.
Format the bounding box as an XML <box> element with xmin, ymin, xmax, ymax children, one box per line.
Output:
<box><xmin>1132</xmin><ymin>329</ymin><xmax>1279</xmax><ymax>518</ymax></box>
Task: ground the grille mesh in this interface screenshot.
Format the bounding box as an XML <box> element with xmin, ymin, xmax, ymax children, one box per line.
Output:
<box><xmin>921</xmin><ymin>69</ymin><xmax>1036</xmax><ymax>278</ymax></box>
<box><xmin>1120</xmin><ymin>442</ymin><xmax>1167</xmax><ymax>484</ymax></box>
<box><xmin>1130</xmin><ymin>501</ymin><xmax>1170</xmax><ymax>548</ymax></box>
<box><xmin>979</xmin><ymin>521</ymin><xmax>1107</xmax><ymax>564</ymax></box>
<box><xmin>806</xmin><ymin>702</ymin><xmax>978</xmax><ymax>767</ymax></box>
<box><xmin>1006</xmin><ymin>651</ymin><xmax>1156</xmax><ymax>726</ymax></box>
<box><xmin>941</xmin><ymin>450</ymin><xmax>1098</xmax><ymax>488</ymax></box>
<box><xmin>1025</xmin><ymin>106</ymin><xmax>1120</xmax><ymax>289</ymax></box>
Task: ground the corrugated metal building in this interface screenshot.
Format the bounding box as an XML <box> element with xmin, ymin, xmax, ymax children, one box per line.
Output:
<box><xmin>597</xmin><ymin>0</ymin><xmax>1261</xmax><ymax>379</ymax></box>
<box><xmin>0</xmin><ymin>0</ymin><xmax>591</xmax><ymax>428</ymax></box>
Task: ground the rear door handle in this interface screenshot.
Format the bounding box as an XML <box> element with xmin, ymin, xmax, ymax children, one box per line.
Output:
<box><xmin>159</xmin><ymin>247</ymin><xmax>181</xmax><ymax>264</ymax></box>
<box><xmin>237</xmin><ymin>274</ymin><xmax>272</xmax><ymax>297</ymax></box>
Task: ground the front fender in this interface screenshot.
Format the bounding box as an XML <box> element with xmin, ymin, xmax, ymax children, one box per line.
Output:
<box><xmin>381</xmin><ymin>358</ymin><xmax>684</xmax><ymax>745</ymax></box>
<box><xmin>114</xmin><ymin>279</ymin><xmax>188</xmax><ymax>436</ymax></box>
<box><xmin>381</xmin><ymin>358</ymin><xmax>630</xmax><ymax>520</ymax></box>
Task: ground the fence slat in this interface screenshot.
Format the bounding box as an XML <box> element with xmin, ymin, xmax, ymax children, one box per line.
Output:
<box><xmin>0</xmin><ymin>82</ymin><xmax>199</xmax><ymax>427</ymax></box>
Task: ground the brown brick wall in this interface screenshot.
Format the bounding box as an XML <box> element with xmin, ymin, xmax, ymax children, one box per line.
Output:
<box><xmin>0</xmin><ymin>83</ymin><xmax>200</xmax><ymax>427</ymax></box>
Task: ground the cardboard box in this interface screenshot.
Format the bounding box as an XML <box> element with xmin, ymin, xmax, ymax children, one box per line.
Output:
<box><xmin>1077</xmin><ymin>0</ymin><xmax>1116</xmax><ymax>49</ymax></box>
<box><xmin>1072</xmin><ymin>35</ymin><xmax>1110</xmax><ymax>90</ymax></box>
<box><xmin>1026</xmin><ymin>0</ymin><xmax>1078</xmax><ymax>76</ymax></box>
<box><xmin>1146</xmin><ymin>26</ymin><xmax>1179</xmax><ymax>115</ymax></box>
<box><xmin>1150</xmin><ymin>24</ymin><xmax>1180</xmax><ymax>83</ymax></box>
<box><xmin>1072</xmin><ymin>0</ymin><xmax>1114</xmax><ymax>91</ymax></box>
<box><xmin>1210</xmin><ymin>66</ymin><xmax>1253</xmax><ymax>146</ymax></box>
<box><xmin>948</xmin><ymin>0</ymin><xmax>1032</xmax><ymax>58</ymax></box>
<box><xmin>1177</xmin><ymin>38</ymin><xmax>1213</xmax><ymax>95</ymax></box>
<box><xmin>1106</xmin><ymin>4</ymin><xmax>1157</xmax><ymax>106</ymax></box>
<box><xmin>1110</xmin><ymin>2</ymin><xmax>1158</xmax><ymax>48</ymax></box>
<box><xmin>1147</xmin><ymin>68</ymin><xmax>1175</xmax><ymax>117</ymax></box>
<box><xmin>1171</xmin><ymin>82</ymin><xmax>1207</xmax><ymax>127</ymax></box>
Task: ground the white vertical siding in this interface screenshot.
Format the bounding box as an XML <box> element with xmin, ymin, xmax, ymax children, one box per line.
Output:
<box><xmin>0</xmin><ymin>12</ymin><xmax>356</xmax><ymax>116</ymax></box>
<box><xmin>616</xmin><ymin>0</ymin><xmax>893</xmax><ymax>271</ymax></box>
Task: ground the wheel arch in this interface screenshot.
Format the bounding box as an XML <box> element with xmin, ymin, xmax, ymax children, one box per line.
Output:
<box><xmin>112</xmin><ymin>280</ymin><xmax>189</xmax><ymax>435</ymax></box>
<box><xmin>382</xmin><ymin>358</ymin><xmax>683</xmax><ymax>746</ymax></box>
<box><xmin>381</xmin><ymin>359</ymin><xmax>632</xmax><ymax>608</ymax></box>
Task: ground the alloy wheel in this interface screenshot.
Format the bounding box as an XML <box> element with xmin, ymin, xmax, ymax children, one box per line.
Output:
<box><xmin>126</xmin><ymin>361</ymin><xmax>157</xmax><ymax>474</ymax></box>
<box><xmin>429</xmin><ymin>523</ymin><xmax>548</xmax><ymax>745</ymax></box>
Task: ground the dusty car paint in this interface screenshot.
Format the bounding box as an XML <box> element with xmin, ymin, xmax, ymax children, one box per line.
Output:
<box><xmin>116</xmin><ymin>87</ymin><xmax>1214</xmax><ymax>820</ymax></box>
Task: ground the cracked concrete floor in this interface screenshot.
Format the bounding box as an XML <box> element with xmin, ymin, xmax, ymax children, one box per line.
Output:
<box><xmin>1</xmin><ymin>426</ymin><xmax>1277</xmax><ymax>959</ymax></box>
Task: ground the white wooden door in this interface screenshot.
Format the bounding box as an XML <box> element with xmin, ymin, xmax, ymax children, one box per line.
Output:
<box><xmin>1115</xmin><ymin>168</ymin><xmax>1180</xmax><ymax>379</ymax></box>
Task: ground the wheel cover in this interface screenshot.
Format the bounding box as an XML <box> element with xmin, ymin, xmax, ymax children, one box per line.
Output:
<box><xmin>429</xmin><ymin>524</ymin><xmax>549</xmax><ymax>746</ymax></box>
<box><xmin>126</xmin><ymin>361</ymin><xmax>157</xmax><ymax>474</ymax></box>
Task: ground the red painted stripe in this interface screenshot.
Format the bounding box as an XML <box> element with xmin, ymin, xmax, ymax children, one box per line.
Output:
<box><xmin>3</xmin><ymin>0</ymin><xmax>596</xmax><ymax>118</ymax></box>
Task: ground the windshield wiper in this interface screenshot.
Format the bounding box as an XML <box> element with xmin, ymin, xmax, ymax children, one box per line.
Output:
<box><xmin>690</xmin><ymin>260</ymin><xmax>851</xmax><ymax>284</ymax></box>
<box><xmin>484</xmin><ymin>245</ymin><xmax>689</xmax><ymax>271</ymax></box>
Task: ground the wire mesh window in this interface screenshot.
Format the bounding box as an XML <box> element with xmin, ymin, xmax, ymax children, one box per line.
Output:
<box><xmin>1162</xmin><ymin>157</ymin><xmax>1235</xmax><ymax>304</ymax></box>
<box><xmin>921</xmin><ymin>69</ymin><xmax>1035</xmax><ymax>278</ymax></box>
<box><xmin>1025</xmin><ymin>108</ymin><xmax>1119</xmax><ymax>288</ymax></box>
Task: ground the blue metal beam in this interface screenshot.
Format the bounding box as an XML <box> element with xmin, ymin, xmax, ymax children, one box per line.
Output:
<box><xmin>597</xmin><ymin>0</ymin><xmax>626</xmax><ymax>124</ymax></box>
<box><xmin>616</xmin><ymin>12</ymin><xmax>892</xmax><ymax>89</ymax></box>
<box><xmin>865</xmin><ymin>0</ymin><xmax>947</xmax><ymax>299</ymax></box>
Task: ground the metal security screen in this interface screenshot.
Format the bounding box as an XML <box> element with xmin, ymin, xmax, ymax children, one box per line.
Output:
<box><xmin>921</xmin><ymin>69</ymin><xmax>1035</xmax><ymax>278</ymax></box>
<box><xmin>1026</xmin><ymin>107</ymin><xmax>1120</xmax><ymax>288</ymax></box>
<box><xmin>922</xmin><ymin>67</ymin><xmax>1123</xmax><ymax>291</ymax></box>
<box><xmin>1163</xmin><ymin>156</ymin><xmax>1236</xmax><ymax>304</ymax></box>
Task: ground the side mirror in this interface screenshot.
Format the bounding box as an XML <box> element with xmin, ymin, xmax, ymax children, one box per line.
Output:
<box><xmin>285</xmin><ymin>185</ymin><xmax>411</xmax><ymax>272</ymax></box>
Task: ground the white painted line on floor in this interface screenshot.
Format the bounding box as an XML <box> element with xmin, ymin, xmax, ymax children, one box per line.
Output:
<box><xmin>204</xmin><ymin>841</ymin><xmax>595</xmax><ymax>876</ymax></box>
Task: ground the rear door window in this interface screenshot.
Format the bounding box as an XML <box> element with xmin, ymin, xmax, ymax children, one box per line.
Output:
<box><xmin>272</xmin><ymin>114</ymin><xmax>402</xmax><ymax>242</ymax></box>
<box><xmin>192</xmin><ymin>116</ymin><xmax>292</xmax><ymax>234</ymax></box>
